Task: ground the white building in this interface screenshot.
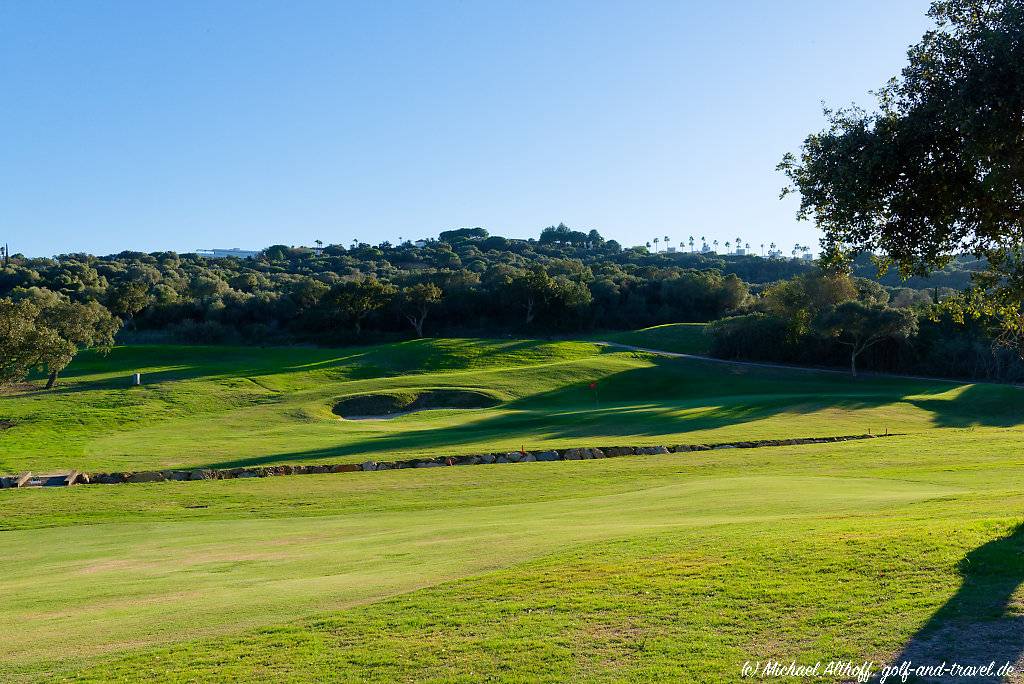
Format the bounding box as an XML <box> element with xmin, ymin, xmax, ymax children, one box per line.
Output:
<box><xmin>196</xmin><ymin>248</ymin><xmax>259</xmax><ymax>259</ymax></box>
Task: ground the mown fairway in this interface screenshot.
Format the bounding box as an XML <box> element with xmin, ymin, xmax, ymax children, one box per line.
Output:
<box><xmin>3</xmin><ymin>329</ymin><xmax>1024</xmax><ymax>682</ymax></box>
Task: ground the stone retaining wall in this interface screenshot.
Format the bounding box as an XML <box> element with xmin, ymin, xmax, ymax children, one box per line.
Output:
<box><xmin>0</xmin><ymin>433</ymin><xmax>895</xmax><ymax>488</ymax></box>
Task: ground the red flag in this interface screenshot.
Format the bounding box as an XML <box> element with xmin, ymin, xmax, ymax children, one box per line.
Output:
<box><xmin>588</xmin><ymin>382</ymin><xmax>597</xmax><ymax>390</ymax></box>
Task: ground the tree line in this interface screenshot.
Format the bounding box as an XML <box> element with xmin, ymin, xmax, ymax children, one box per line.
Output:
<box><xmin>0</xmin><ymin>224</ymin><xmax>1002</xmax><ymax>388</ymax></box>
<box><xmin>0</xmin><ymin>227</ymin><xmax>773</xmax><ymax>347</ymax></box>
<box><xmin>707</xmin><ymin>272</ymin><xmax>1024</xmax><ymax>382</ymax></box>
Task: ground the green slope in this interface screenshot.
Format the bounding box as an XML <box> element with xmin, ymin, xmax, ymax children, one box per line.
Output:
<box><xmin>2</xmin><ymin>338</ymin><xmax>1021</xmax><ymax>473</ymax></box>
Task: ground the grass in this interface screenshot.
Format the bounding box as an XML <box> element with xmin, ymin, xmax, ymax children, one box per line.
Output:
<box><xmin>594</xmin><ymin>322</ymin><xmax>711</xmax><ymax>355</ymax></box>
<box><xmin>3</xmin><ymin>334</ymin><xmax>1024</xmax><ymax>681</ymax></box>
<box><xmin>2</xmin><ymin>334</ymin><xmax>1019</xmax><ymax>473</ymax></box>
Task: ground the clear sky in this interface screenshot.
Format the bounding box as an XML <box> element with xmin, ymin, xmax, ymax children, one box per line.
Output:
<box><xmin>2</xmin><ymin>1</ymin><xmax>933</xmax><ymax>258</ymax></box>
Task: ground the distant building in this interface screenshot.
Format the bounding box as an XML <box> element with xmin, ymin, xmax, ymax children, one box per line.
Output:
<box><xmin>735</xmin><ymin>247</ymin><xmax>746</xmax><ymax>256</ymax></box>
<box><xmin>413</xmin><ymin>240</ymin><xmax>428</xmax><ymax>248</ymax></box>
<box><xmin>196</xmin><ymin>248</ymin><xmax>259</xmax><ymax>259</ymax></box>
<box><xmin>666</xmin><ymin>246</ymin><xmax>677</xmax><ymax>253</ymax></box>
<box><xmin>801</xmin><ymin>252</ymin><xmax>814</xmax><ymax>261</ymax></box>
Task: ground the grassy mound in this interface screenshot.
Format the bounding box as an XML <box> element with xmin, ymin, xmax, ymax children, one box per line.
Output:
<box><xmin>595</xmin><ymin>322</ymin><xmax>710</xmax><ymax>355</ymax></box>
<box><xmin>3</xmin><ymin>335</ymin><xmax>1024</xmax><ymax>473</ymax></box>
<box><xmin>332</xmin><ymin>389</ymin><xmax>499</xmax><ymax>418</ymax></box>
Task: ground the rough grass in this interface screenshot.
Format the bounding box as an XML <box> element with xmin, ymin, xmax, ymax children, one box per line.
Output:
<box><xmin>4</xmin><ymin>334</ymin><xmax>1024</xmax><ymax>682</ymax></box>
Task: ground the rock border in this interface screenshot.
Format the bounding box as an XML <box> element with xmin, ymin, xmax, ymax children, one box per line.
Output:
<box><xmin>0</xmin><ymin>433</ymin><xmax>897</xmax><ymax>489</ymax></box>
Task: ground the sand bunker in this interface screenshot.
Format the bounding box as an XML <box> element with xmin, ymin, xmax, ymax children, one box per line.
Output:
<box><xmin>333</xmin><ymin>389</ymin><xmax>499</xmax><ymax>420</ymax></box>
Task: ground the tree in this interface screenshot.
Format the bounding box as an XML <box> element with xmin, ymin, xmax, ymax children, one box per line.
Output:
<box><xmin>399</xmin><ymin>283</ymin><xmax>442</xmax><ymax>337</ymax></box>
<box><xmin>815</xmin><ymin>302</ymin><xmax>918</xmax><ymax>377</ymax></box>
<box><xmin>539</xmin><ymin>223</ymin><xmax>589</xmax><ymax>246</ymax></box>
<box><xmin>509</xmin><ymin>267</ymin><xmax>553</xmax><ymax>325</ymax></box>
<box><xmin>439</xmin><ymin>227</ymin><xmax>489</xmax><ymax>243</ymax></box>
<box><xmin>0</xmin><ymin>296</ymin><xmax>119</xmax><ymax>388</ymax></box>
<box><xmin>106</xmin><ymin>281</ymin><xmax>150</xmax><ymax>327</ymax></box>
<box><xmin>323</xmin><ymin>277</ymin><xmax>395</xmax><ymax>335</ymax></box>
<box><xmin>780</xmin><ymin>0</ymin><xmax>1024</xmax><ymax>338</ymax></box>
<box><xmin>763</xmin><ymin>273</ymin><xmax>858</xmax><ymax>342</ymax></box>
<box><xmin>0</xmin><ymin>299</ymin><xmax>51</xmax><ymax>385</ymax></box>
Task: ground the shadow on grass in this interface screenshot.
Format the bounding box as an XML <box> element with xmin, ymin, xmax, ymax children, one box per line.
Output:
<box><xmin>878</xmin><ymin>524</ymin><xmax>1024</xmax><ymax>681</ymax></box>
<box><xmin>39</xmin><ymin>339</ymin><xmax>592</xmax><ymax>395</ymax></box>
<box><xmin>907</xmin><ymin>384</ymin><xmax>1024</xmax><ymax>429</ymax></box>
<box><xmin>202</xmin><ymin>356</ymin><xmax>1000</xmax><ymax>469</ymax></box>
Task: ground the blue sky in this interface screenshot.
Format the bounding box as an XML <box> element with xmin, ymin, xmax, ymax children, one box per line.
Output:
<box><xmin>2</xmin><ymin>1</ymin><xmax>933</xmax><ymax>257</ymax></box>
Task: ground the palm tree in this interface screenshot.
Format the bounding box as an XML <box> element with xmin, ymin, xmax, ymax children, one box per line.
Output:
<box><xmin>725</xmin><ymin>241</ymin><xmax>732</xmax><ymax>253</ymax></box>
<box><xmin>770</xmin><ymin>241</ymin><xmax>777</xmax><ymax>254</ymax></box>
<box><xmin>735</xmin><ymin>236</ymin><xmax>742</xmax><ymax>251</ymax></box>
<box><xmin>713</xmin><ymin>240</ymin><xmax>719</xmax><ymax>252</ymax></box>
<box><xmin>314</xmin><ymin>239</ymin><xmax>323</xmax><ymax>250</ymax></box>
<box><xmin>760</xmin><ymin>242</ymin><xmax>765</xmax><ymax>256</ymax></box>
<box><xmin>645</xmin><ymin>241</ymin><xmax>651</xmax><ymax>250</ymax></box>
<box><xmin>664</xmin><ymin>235</ymin><xmax>670</xmax><ymax>246</ymax></box>
<box><xmin>653</xmin><ymin>237</ymin><xmax>660</xmax><ymax>252</ymax></box>
<box><xmin>745</xmin><ymin>242</ymin><xmax>750</xmax><ymax>252</ymax></box>
<box><xmin>688</xmin><ymin>235</ymin><xmax>695</xmax><ymax>252</ymax></box>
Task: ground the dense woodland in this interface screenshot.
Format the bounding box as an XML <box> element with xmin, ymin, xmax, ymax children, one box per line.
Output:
<box><xmin>0</xmin><ymin>225</ymin><xmax>1016</xmax><ymax>385</ymax></box>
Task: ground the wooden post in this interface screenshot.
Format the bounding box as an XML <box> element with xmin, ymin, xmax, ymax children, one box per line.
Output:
<box><xmin>132</xmin><ymin>373</ymin><xmax>141</xmax><ymax>386</ymax></box>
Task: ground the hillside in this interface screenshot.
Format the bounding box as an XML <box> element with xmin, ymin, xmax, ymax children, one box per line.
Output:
<box><xmin>3</xmin><ymin>337</ymin><xmax>1019</xmax><ymax>475</ymax></box>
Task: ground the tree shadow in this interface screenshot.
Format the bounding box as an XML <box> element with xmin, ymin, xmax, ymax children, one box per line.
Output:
<box><xmin>204</xmin><ymin>357</ymin><xmax>970</xmax><ymax>469</ymax></box>
<box><xmin>907</xmin><ymin>384</ymin><xmax>1024</xmax><ymax>429</ymax></box>
<box><xmin>878</xmin><ymin>524</ymin><xmax>1024</xmax><ymax>682</ymax></box>
<box><xmin>37</xmin><ymin>339</ymin><xmax>579</xmax><ymax>395</ymax></box>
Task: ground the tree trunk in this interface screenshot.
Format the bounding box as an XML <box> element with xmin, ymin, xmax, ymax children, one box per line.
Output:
<box><xmin>525</xmin><ymin>298</ymin><xmax>535</xmax><ymax>325</ymax></box>
<box><xmin>850</xmin><ymin>350</ymin><xmax>858</xmax><ymax>378</ymax></box>
<box><xmin>406</xmin><ymin>311</ymin><xmax>426</xmax><ymax>338</ymax></box>
<box><xmin>45</xmin><ymin>370</ymin><xmax>59</xmax><ymax>389</ymax></box>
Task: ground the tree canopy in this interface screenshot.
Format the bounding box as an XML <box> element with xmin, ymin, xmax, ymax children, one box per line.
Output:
<box><xmin>0</xmin><ymin>295</ymin><xmax>119</xmax><ymax>388</ymax></box>
<box><xmin>780</xmin><ymin>0</ymin><xmax>1024</xmax><ymax>336</ymax></box>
